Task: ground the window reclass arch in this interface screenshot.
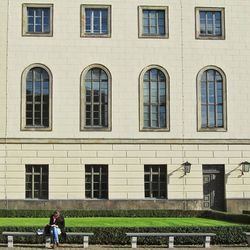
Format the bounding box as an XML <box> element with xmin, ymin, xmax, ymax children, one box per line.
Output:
<box><xmin>197</xmin><ymin>66</ymin><xmax>227</xmax><ymax>131</ymax></box>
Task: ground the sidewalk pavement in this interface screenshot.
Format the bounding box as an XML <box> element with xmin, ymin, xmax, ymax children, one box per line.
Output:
<box><xmin>0</xmin><ymin>245</ymin><xmax>248</xmax><ymax>250</ymax></box>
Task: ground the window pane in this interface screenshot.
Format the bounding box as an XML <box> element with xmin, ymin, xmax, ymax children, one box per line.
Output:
<box><xmin>84</xmin><ymin>68</ymin><xmax>109</xmax><ymax>128</ymax></box>
<box><xmin>201</xmin><ymin>105</ymin><xmax>207</xmax><ymax>128</ymax></box>
<box><xmin>201</xmin><ymin>80</ymin><xmax>207</xmax><ymax>104</ymax></box>
<box><xmin>85</xmin><ymin>165</ymin><xmax>108</xmax><ymax>199</ymax></box>
<box><xmin>144</xmin><ymin>165</ymin><xmax>167</xmax><ymax>198</ymax></box>
<box><xmin>85</xmin><ymin>8</ymin><xmax>108</xmax><ymax>34</ymax></box>
<box><xmin>200</xmin><ymin>69</ymin><xmax>224</xmax><ymax>129</ymax></box>
<box><xmin>142</xmin><ymin>9</ymin><xmax>165</xmax><ymax>36</ymax></box>
<box><xmin>199</xmin><ymin>10</ymin><xmax>222</xmax><ymax>37</ymax></box>
<box><xmin>200</xmin><ymin>11</ymin><xmax>206</xmax><ymax>34</ymax></box>
<box><xmin>25</xmin><ymin>68</ymin><xmax>50</xmax><ymax>128</ymax></box>
<box><xmin>25</xmin><ymin>165</ymin><xmax>48</xmax><ymax>199</ymax></box>
<box><xmin>143</xmin><ymin>69</ymin><xmax>167</xmax><ymax>129</ymax></box>
<box><xmin>208</xmin><ymin>105</ymin><xmax>215</xmax><ymax>127</ymax></box>
<box><xmin>215</xmin><ymin>12</ymin><xmax>222</xmax><ymax>35</ymax></box>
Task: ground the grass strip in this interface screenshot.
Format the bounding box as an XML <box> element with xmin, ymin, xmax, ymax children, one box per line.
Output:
<box><xmin>0</xmin><ymin>217</ymin><xmax>242</xmax><ymax>227</ymax></box>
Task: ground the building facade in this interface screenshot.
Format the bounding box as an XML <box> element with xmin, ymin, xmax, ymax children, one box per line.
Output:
<box><xmin>0</xmin><ymin>0</ymin><xmax>250</xmax><ymax>213</ymax></box>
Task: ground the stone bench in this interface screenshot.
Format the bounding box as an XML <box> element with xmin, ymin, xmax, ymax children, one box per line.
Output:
<box><xmin>126</xmin><ymin>232</ymin><xmax>216</xmax><ymax>248</ymax></box>
<box><xmin>243</xmin><ymin>232</ymin><xmax>250</xmax><ymax>246</ymax></box>
<box><xmin>65</xmin><ymin>232</ymin><xmax>94</xmax><ymax>248</ymax></box>
<box><xmin>2</xmin><ymin>231</ymin><xmax>94</xmax><ymax>248</ymax></box>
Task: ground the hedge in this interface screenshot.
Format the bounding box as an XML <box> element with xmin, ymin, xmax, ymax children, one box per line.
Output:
<box><xmin>0</xmin><ymin>209</ymin><xmax>249</xmax><ymax>224</ymax></box>
<box><xmin>0</xmin><ymin>226</ymin><xmax>249</xmax><ymax>246</ymax></box>
<box><xmin>0</xmin><ymin>209</ymin><xmax>204</xmax><ymax>218</ymax></box>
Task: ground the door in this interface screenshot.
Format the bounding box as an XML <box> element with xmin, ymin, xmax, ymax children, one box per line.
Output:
<box><xmin>203</xmin><ymin>165</ymin><xmax>225</xmax><ymax>211</ymax></box>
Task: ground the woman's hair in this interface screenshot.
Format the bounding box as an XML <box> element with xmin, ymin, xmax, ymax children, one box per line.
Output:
<box><xmin>53</xmin><ymin>210</ymin><xmax>60</xmax><ymax>216</ymax></box>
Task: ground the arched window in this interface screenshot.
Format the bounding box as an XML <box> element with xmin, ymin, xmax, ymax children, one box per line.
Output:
<box><xmin>81</xmin><ymin>65</ymin><xmax>111</xmax><ymax>130</ymax></box>
<box><xmin>140</xmin><ymin>66</ymin><xmax>169</xmax><ymax>131</ymax></box>
<box><xmin>22</xmin><ymin>64</ymin><xmax>52</xmax><ymax>130</ymax></box>
<box><xmin>197</xmin><ymin>66</ymin><xmax>226</xmax><ymax>131</ymax></box>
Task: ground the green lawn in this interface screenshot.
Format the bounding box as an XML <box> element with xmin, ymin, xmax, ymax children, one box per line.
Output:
<box><xmin>0</xmin><ymin>217</ymin><xmax>241</xmax><ymax>227</ymax></box>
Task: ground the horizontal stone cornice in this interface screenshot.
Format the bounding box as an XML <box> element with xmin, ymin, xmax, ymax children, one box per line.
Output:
<box><xmin>0</xmin><ymin>138</ymin><xmax>250</xmax><ymax>144</ymax></box>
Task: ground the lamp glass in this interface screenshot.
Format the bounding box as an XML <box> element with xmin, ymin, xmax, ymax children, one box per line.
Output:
<box><xmin>183</xmin><ymin>161</ymin><xmax>191</xmax><ymax>174</ymax></box>
<box><xmin>242</xmin><ymin>162</ymin><xmax>250</xmax><ymax>173</ymax></box>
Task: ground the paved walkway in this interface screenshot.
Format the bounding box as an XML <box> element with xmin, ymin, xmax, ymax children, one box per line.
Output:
<box><xmin>0</xmin><ymin>245</ymin><xmax>248</xmax><ymax>250</ymax></box>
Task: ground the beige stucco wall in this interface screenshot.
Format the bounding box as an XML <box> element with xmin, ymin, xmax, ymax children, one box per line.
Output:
<box><xmin>4</xmin><ymin>0</ymin><xmax>250</xmax><ymax>139</ymax></box>
<box><xmin>0</xmin><ymin>0</ymin><xmax>7</xmax><ymax>137</ymax></box>
<box><xmin>0</xmin><ymin>143</ymin><xmax>249</xmax><ymax>202</ymax></box>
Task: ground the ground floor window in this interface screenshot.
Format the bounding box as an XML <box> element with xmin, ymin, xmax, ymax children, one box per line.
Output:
<box><xmin>25</xmin><ymin>165</ymin><xmax>48</xmax><ymax>199</ymax></box>
<box><xmin>85</xmin><ymin>165</ymin><xmax>108</xmax><ymax>199</ymax></box>
<box><xmin>144</xmin><ymin>165</ymin><xmax>167</xmax><ymax>199</ymax></box>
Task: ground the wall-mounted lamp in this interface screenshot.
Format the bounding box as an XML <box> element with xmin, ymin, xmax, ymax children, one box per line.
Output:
<box><xmin>240</xmin><ymin>161</ymin><xmax>250</xmax><ymax>175</ymax></box>
<box><xmin>182</xmin><ymin>161</ymin><xmax>191</xmax><ymax>175</ymax></box>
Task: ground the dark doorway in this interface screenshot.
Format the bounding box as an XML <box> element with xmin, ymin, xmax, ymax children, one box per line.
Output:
<box><xmin>203</xmin><ymin>165</ymin><xmax>225</xmax><ymax>211</ymax></box>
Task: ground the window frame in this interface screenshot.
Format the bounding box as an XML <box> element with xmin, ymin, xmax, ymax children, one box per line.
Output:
<box><xmin>25</xmin><ymin>164</ymin><xmax>49</xmax><ymax>200</ymax></box>
<box><xmin>138</xmin><ymin>6</ymin><xmax>169</xmax><ymax>39</ymax></box>
<box><xmin>144</xmin><ymin>165</ymin><xmax>167</xmax><ymax>199</ymax></box>
<box><xmin>139</xmin><ymin>65</ymin><xmax>170</xmax><ymax>132</ymax></box>
<box><xmin>80</xmin><ymin>4</ymin><xmax>111</xmax><ymax>38</ymax></box>
<box><xmin>80</xmin><ymin>64</ymin><xmax>112</xmax><ymax>131</ymax></box>
<box><xmin>22</xmin><ymin>3</ymin><xmax>53</xmax><ymax>37</ymax></box>
<box><xmin>21</xmin><ymin>64</ymin><xmax>53</xmax><ymax>131</ymax></box>
<box><xmin>195</xmin><ymin>7</ymin><xmax>225</xmax><ymax>40</ymax></box>
<box><xmin>85</xmin><ymin>165</ymin><xmax>109</xmax><ymax>199</ymax></box>
<box><xmin>197</xmin><ymin>65</ymin><xmax>227</xmax><ymax>132</ymax></box>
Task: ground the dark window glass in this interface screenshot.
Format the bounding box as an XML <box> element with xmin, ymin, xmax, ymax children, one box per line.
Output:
<box><xmin>25</xmin><ymin>165</ymin><xmax>48</xmax><ymax>199</ymax></box>
<box><xmin>143</xmin><ymin>69</ymin><xmax>167</xmax><ymax>128</ymax></box>
<box><xmin>199</xmin><ymin>11</ymin><xmax>222</xmax><ymax>36</ymax></box>
<box><xmin>143</xmin><ymin>10</ymin><xmax>165</xmax><ymax>36</ymax></box>
<box><xmin>144</xmin><ymin>165</ymin><xmax>167</xmax><ymax>199</ymax></box>
<box><xmin>27</xmin><ymin>7</ymin><xmax>50</xmax><ymax>33</ymax></box>
<box><xmin>25</xmin><ymin>67</ymin><xmax>50</xmax><ymax>128</ymax></box>
<box><xmin>84</xmin><ymin>68</ymin><xmax>109</xmax><ymax>128</ymax></box>
<box><xmin>85</xmin><ymin>165</ymin><xmax>108</xmax><ymax>199</ymax></box>
<box><xmin>200</xmin><ymin>70</ymin><xmax>224</xmax><ymax>128</ymax></box>
<box><xmin>85</xmin><ymin>8</ymin><xmax>108</xmax><ymax>34</ymax></box>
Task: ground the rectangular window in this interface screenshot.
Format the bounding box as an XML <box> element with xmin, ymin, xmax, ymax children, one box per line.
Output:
<box><xmin>139</xmin><ymin>6</ymin><xmax>168</xmax><ymax>38</ymax></box>
<box><xmin>81</xmin><ymin>5</ymin><xmax>111</xmax><ymax>37</ymax></box>
<box><xmin>85</xmin><ymin>165</ymin><xmax>108</xmax><ymax>199</ymax></box>
<box><xmin>144</xmin><ymin>165</ymin><xmax>167</xmax><ymax>199</ymax></box>
<box><xmin>22</xmin><ymin>4</ymin><xmax>53</xmax><ymax>37</ymax></box>
<box><xmin>25</xmin><ymin>165</ymin><xmax>48</xmax><ymax>199</ymax></box>
<box><xmin>196</xmin><ymin>7</ymin><xmax>225</xmax><ymax>39</ymax></box>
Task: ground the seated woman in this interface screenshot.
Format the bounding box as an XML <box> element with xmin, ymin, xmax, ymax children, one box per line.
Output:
<box><xmin>49</xmin><ymin>210</ymin><xmax>65</xmax><ymax>248</ymax></box>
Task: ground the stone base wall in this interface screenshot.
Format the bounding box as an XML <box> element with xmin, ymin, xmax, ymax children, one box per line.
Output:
<box><xmin>0</xmin><ymin>199</ymin><xmax>203</xmax><ymax>210</ymax></box>
<box><xmin>226</xmin><ymin>199</ymin><xmax>250</xmax><ymax>214</ymax></box>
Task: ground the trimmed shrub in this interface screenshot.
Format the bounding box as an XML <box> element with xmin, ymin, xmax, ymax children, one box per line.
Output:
<box><xmin>0</xmin><ymin>226</ymin><xmax>249</xmax><ymax>246</ymax></box>
<box><xmin>204</xmin><ymin>211</ymin><xmax>250</xmax><ymax>224</ymax></box>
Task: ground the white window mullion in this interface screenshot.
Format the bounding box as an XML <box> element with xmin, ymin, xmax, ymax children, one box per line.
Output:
<box><xmin>99</xmin><ymin>10</ymin><xmax>102</xmax><ymax>33</ymax></box>
<box><xmin>34</xmin><ymin>10</ymin><xmax>37</xmax><ymax>32</ymax></box>
<box><xmin>32</xmin><ymin>70</ymin><xmax>36</xmax><ymax>126</ymax></box>
<box><xmin>32</xmin><ymin>167</ymin><xmax>34</xmax><ymax>199</ymax></box>
<box><xmin>41</xmin><ymin>73</ymin><xmax>44</xmax><ymax>126</ymax></box>
<box><xmin>91</xmin><ymin>167</ymin><xmax>94</xmax><ymax>199</ymax></box>
<box><xmin>212</xmin><ymin>13</ymin><xmax>215</xmax><ymax>35</ymax></box>
<box><xmin>91</xmin><ymin>10</ymin><xmax>94</xmax><ymax>33</ymax></box>
<box><xmin>157</xmin><ymin>73</ymin><xmax>160</xmax><ymax>127</ymax></box>
<box><xmin>99</xmin><ymin>70</ymin><xmax>102</xmax><ymax>126</ymax></box>
<box><xmin>91</xmin><ymin>71</ymin><xmax>94</xmax><ymax>126</ymax></box>
<box><xmin>156</xmin><ymin>12</ymin><xmax>159</xmax><ymax>34</ymax></box>
<box><xmin>41</xmin><ymin>10</ymin><xmax>44</xmax><ymax>32</ymax></box>
<box><xmin>214</xmin><ymin>72</ymin><xmax>217</xmax><ymax>127</ymax></box>
<box><xmin>206</xmin><ymin>72</ymin><xmax>209</xmax><ymax>127</ymax></box>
